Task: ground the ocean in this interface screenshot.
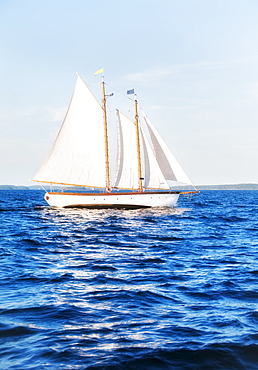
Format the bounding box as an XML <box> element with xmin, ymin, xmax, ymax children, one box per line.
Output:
<box><xmin>0</xmin><ymin>190</ymin><xmax>258</xmax><ymax>369</ymax></box>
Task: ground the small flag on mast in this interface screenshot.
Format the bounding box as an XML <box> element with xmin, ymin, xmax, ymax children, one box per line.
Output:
<box><xmin>94</xmin><ymin>68</ymin><xmax>104</xmax><ymax>75</ymax></box>
<box><xmin>127</xmin><ymin>89</ymin><xmax>135</xmax><ymax>95</ymax></box>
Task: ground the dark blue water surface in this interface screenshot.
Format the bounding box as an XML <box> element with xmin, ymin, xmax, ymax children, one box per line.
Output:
<box><xmin>0</xmin><ymin>190</ymin><xmax>258</xmax><ymax>369</ymax></box>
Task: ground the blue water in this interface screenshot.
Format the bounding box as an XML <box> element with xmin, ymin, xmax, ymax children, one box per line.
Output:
<box><xmin>0</xmin><ymin>190</ymin><xmax>258</xmax><ymax>369</ymax></box>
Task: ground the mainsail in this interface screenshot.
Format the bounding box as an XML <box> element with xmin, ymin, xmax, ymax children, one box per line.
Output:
<box><xmin>114</xmin><ymin>110</ymin><xmax>138</xmax><ymax>189</ymax></box>
<box><xmin>33</xmin><ymin>74</ymin><xmax>106</xmax><ymax>187</ymax></box>
<box><xmin>114</xmin><ymin>110</ymin><xmax>170</xmax><ymax>190</ymax></box>
<box><xmin>142</xmin><ymin>110</ymin><xmax>193</xmax><ymax>186</ymax></box>
<box><xmin>140</xmin><ymin>127</ymin><xmax>169</xmax><ymax>189</ymax></box>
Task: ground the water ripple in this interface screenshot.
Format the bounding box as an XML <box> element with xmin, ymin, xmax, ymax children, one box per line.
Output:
<box><xmin>0</xmin><ymin>190</ymin><xmax>258</xmax><ymax>369</ymax></box>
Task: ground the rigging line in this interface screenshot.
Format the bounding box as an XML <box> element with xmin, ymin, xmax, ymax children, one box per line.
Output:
<box><xmin>105</xmin><ymin>83</ymin><xmax>148</xmax><ymax>119</ymax></box>
<box><xmin>39</xmin><ymin>184</ymin><xmax>48</xmax><ymax>193</ymax></box>
<box><xmin>105</xmin><ymin>83</ymin><xmax>134</xmax><ymax>102</ymax></box>
<box><xmin>88</xmin><ymin>83</ymin><xmax>101</xmax><ymax>86</ymax></box>
<box><xmin>91</xmin><ymin>82</ymin><xmax>154</xmax><ymax>119</ymax></box>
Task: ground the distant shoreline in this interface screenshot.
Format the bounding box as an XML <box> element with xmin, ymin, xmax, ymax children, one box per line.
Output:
<box><xmin>0</xmin><ymin>184</ymin><xmax>258</xmax><ymax>191</ymax></box>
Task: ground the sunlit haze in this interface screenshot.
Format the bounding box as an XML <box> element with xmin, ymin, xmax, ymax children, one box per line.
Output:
<box><xmin>1</xmin><ymin>0</ymin><xmax>258</xmax><ymax>186</ymax></box>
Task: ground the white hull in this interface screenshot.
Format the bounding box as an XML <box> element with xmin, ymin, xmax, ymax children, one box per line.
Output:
<box><xmin>44</xmin><ymin>191</ymin><xmax>180</xmax><ymax>209</ymax></box>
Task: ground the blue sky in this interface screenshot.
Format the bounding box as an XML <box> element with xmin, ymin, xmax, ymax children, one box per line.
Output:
<box><xmin>1</xmin><ymin>0</ymin><xmax>258</xmax><ymax>185</ymax></box>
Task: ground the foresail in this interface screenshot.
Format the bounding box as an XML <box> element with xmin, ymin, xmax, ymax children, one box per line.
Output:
<box><xmin>142</xmin><ymin>111</ymin><xmax>193</xmax><ymax>186</ymax></box>
<box><xmin>113</xmin><ymin>110</ymin><xmax>139</xmax><ymax>190</ymax></box>
<box><xmin>140</xmin><ymin>127</ymin><xmax>169</xmax><ymax>190</ymax></box>
<box><xmin>33</xmin><ymin>75</ymin><xmax>106</xmax><ymax>188</ymax></box>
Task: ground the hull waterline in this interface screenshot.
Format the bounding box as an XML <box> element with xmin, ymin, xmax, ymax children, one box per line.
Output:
<box><xmin>44</xmin><ymin>191</ymin><xmax>180</xmax><ymax>209</ymax></box>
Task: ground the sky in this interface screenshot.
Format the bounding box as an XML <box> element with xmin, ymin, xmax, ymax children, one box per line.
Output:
<box><xmin>0</xmin><ymin>0</ymin><xmax>258</xmax><ymax>186</ymax></box>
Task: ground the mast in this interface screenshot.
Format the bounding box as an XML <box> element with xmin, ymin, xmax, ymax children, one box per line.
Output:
<box><xmin>101</xmin><ymin>75</ymin><xmax>111</xmax><ymax>192</ymax></box>
<box><xmin>134</xmin><ymin>93</ymin><xmax>144</xmax><ymax>192</ymax></box>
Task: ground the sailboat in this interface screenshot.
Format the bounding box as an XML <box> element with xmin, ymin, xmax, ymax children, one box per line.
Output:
<box><xmin>32</xmin><ymin>71</ymin><xmax>197</xmax><ymax>208</ymax></box>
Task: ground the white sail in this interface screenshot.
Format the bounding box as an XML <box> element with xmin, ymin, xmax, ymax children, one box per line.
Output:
<box><xmin>114</xmin><ymin>110</ymin><xmax>139</xmax><ymax>189</ymax></box>
<box><xmin>140</xmin><ymin>127</ymin><xmax>170</xmax><ymax>190</ymax></box>
<box><xmin>114</xmin><ymin>110</ymin><xmax>170</xmax><ymax>190</ymax></box>
<box><xmin>33</xmin><ymin>75</ymin><xmax>106</xmax><ymax>187</ymax></box>
<box><xmin>142</xmin><ymin>111</ymin><xmax>193</xmax><ymax>186</ymax></box>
